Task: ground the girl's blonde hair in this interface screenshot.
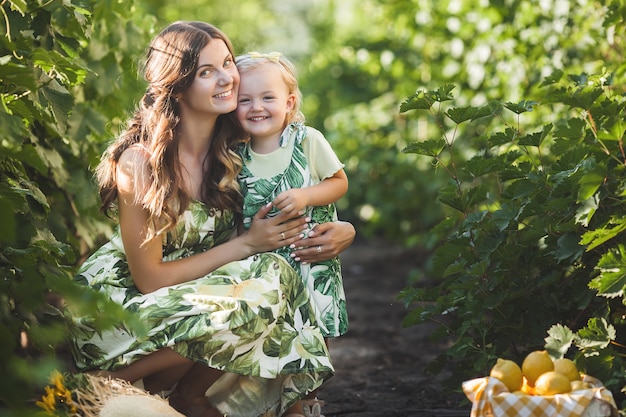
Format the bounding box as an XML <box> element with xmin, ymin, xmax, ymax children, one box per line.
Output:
<box><xmin>96</xmin><ymin>21</ymin><xmax>244</xmax><ymax>242</ymax></box>
<box><xmin>235</xmin><ymin>52</ymin><xmax>305</xmax><ymax>124</ymax></box>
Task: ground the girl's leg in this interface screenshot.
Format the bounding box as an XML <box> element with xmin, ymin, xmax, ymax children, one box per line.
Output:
<box><xmin>285</xmin><ymin>338</ymin><xmax>330</xmax><ymax>416</ymax></box>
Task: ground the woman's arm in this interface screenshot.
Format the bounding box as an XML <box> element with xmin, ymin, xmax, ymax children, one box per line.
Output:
<box><xmin>117</xmin><ymin>149</ymin><xmax>309</xmax><ymax>293</ymax></box>
<box><xmin>289</xmin><ymin>221</ymin><xmax>356</xmax><ymax>264</ymax></box>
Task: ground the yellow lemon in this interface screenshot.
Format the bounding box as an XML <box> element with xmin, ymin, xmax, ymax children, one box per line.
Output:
<box><xmin>490</xmin><ymin>358</ymin><xmax>523</xmax><ymax>392</ymax></box>
<box><xmin>570</xmin><ymin>380</ymin><xmax>587</xmax><ymax>391</ymax></box>
<box><xmin>522</xmin><ymin>350</ymin><xmax>554</xmax><ymax>387</ymax></box>
<box><xmin>534</xmin><ymin>371</ymin><xmax>572</xmax><ymax>395</ymax></box>
<box><xmin>553</xmin><ymin>358</ymin><xmax>580</xmax><ymax>382</ymax></box>
<box><xmin>521</xmin><ymin>377</ymin><xmax>537</xmax><ymax>395</ymax></box>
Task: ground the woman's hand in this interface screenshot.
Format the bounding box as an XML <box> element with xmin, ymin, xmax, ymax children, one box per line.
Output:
<box><xmin>242</xmin><ymin>203</ymin><xmax>310</xmax><ymax>254</ymax></box>
<box><xmin>290</xmin><ymin>221</ymin><xmax>356</xmax><ymax>264</ymax></box>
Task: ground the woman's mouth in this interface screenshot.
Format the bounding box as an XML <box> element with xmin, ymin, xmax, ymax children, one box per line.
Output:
<box><xmin>214</xmin><ymin>90</ymin><xmax>232</xmax><ymax>99</ymax></box>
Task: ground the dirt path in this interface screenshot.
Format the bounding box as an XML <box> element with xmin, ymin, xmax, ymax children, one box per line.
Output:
<box><xmin>316</xmin><ymin>240</ymin><xmax>469</xmax><ymax>417</ymax></box>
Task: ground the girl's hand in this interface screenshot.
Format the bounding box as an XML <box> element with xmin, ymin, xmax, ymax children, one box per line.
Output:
<box><xmin>272</xmin><ymin>189</ymin><xmax>308</xmax><ymax>217</ymax></box>
<box><xmin>289</xmin><ymin>221</ymin><xmax>355</xmax><ymax>264</ymax></box>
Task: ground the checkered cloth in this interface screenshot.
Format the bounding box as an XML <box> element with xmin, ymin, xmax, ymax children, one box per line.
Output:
<box><xmin>462</xmin><ymin>375</ymin><xmax>616</xmax><ymax>417</ymax></box>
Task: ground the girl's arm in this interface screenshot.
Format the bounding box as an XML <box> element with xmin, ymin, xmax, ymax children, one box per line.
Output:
<box><xmin>272</xmin><ymin>168</ymin><xmax>348</xmax><ymax>217</ymax></box>
<box><xmin>117</xmin><ymin>148</ymin><xmax>308</xmax><ymax>294</ymax></box>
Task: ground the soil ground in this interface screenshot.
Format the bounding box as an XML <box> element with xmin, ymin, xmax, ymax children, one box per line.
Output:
<box><xmin>316</xmin><ymin>239</ymin><xmax>470</xmax><ymax>417</ymax></box>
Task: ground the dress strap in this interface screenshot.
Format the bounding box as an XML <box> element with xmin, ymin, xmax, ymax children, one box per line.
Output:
<box><xmin>279</xmin><ymin>122</ymin><xmax>307</xmax><ymax>148</ymax></box>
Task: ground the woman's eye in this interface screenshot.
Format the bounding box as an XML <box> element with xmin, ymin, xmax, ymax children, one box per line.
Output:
<box><xmin>238</xmin><ymin>98</ymin><xmax>250</xmax><ymax>104</ymax></box>
<box><xmin>224</xmin><ymin>58</ymin><xmax>233</xmax><ymax>67</ymax></box>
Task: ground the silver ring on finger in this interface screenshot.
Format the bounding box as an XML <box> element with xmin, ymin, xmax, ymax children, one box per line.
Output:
<box><xmin>281</xmin><ymin>232</ymin><xmax>285</xmax><ymax>240</ymax></box>
<box><xmin>316</xmin><ymin>245</ymin><xmax>322</xmax><ymax>253</ymax></box>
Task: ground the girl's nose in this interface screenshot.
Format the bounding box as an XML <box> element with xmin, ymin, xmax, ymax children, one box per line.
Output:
<box><xmin>251</xmin><ymin>99</ymin><xmax>263</xmax><ymax>111</ymax></box>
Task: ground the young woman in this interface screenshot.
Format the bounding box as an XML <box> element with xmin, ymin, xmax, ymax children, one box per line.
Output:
<box><xmin>67</xmin><ymin>21</ymin><xmax>355</xmax><ymax>417</ymax></box>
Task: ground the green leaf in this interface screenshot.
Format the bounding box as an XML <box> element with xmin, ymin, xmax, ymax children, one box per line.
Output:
<box><xmin>445</xmin><ymin>106</ymin><xmax>481</xmax><ymax>124</ymax></box>
<box><xmin>517</xmin><ymin>123</ymin><xmax>552</xmax><ymax>147</ymax></box>
<box><xmin>576</xmin><ymin>318</ymin><xmax>615</xmax><ymax>351</ymax></box>
<box><xmin>577</xmin><ymin>163</ymin><xmax>606</xmax><ymax>203</ymax></box>
<box><xmin>32</xmin><ymin>48</ymin><xmax>89</xmax><ymax>85</ymax></box>
<box><xmin>431</xmin><ymin>84</ymin><xmax>456</xmax><ymax>103</ymax></box>
<box><xmin>0</xmin><ymin>60</ymin><xmax>38</xmax><ymax>91</ymax></box>
<box><xmin>399</xmin><ymin>91</ymin><xmax>436</xmax><ymax>112</ymax></box>
<box><xmin>504</xmin><ymin>100</ymin><xmax>537</xmax><ymax>114</ymax></box>
<box><xmin>553</xmin><ymin>233</ymin><xmax>584</xmax><ymax>262</ymax></box>
<box><xmin>589</xmin><ymin>245</ymin><xmax>626</xmax><ymax>298</ymax></box>
<box><xmin>440</xmin><ymin>184</ymin><xmax>488</xmax><ymax>213</ymax></box>
<box><xmin>539</xmin><ymin>70</ymin><xmax>564</xmax><ymax>87</ymax></box>
<box><xmin>462</xmin><ymin>156</ymin><xmax>505</xmax><ymax>178</ymax></box>
<box><xmin>553</xmin><ymin>118</ymin><xmax>586</xmax><ymax>140</ymax></box>
<box><xmin>39</xmin><ymin>78</ymin><xmax>74</xmax><ymax>130</ymax></box>
<box><xmin>487</xmin><ymin>128</ymin><xmax>519</xmax><ymax>146</ymax></box>
<box><xmin>580</xmin><ymin>218</ymin><xmax>626</xmax><ymax>251</ymax></box>
<box><xmin>399</xmin><ymin>84</ymin><xmax>456</xmax><ymax>113</ymax></box>
<box><xmin>402</xmin><ymin>138</ymin><xmax>446</xmax><ymax>157</ymax></box>
<box><xmin>555</xmin><ymin>83</ymin><xmax>604</xmax><ymax>109</ymax></box>
<box><xmin>7</xmin><ymin>0</ymin><xmax>27</xmax><ymax>14</ymax></box>
<box><xmin>544</xmin><ymin>323</ymin><xmax>575</xmax><ymax>359</ymax></box>
<box><xmin>438</xmin><ymin>183</ymin><xmax>463</xmax><ymax>212</ymax></box>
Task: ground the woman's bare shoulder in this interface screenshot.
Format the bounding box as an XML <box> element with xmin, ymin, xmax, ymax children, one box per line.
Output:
<box><xmin>117</xmin><ymin>144</ymin><xmax>151</xmax><ymax>194</ymax></box>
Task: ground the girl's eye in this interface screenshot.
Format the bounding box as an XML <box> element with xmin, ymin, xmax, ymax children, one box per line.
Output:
<box><xmin>238</xmin><ymin>98</ymin><xmax>250</xmax><ymax>104</ymax></box>
<box><xmin>199</xmin><ymin>69</ymin><xmax>213</xmax><ymax>77</ymax></box>
<box><xmin>263</xmin><ymin>96</ymin><xmax>275</xmax><ymax>101</ymax></box>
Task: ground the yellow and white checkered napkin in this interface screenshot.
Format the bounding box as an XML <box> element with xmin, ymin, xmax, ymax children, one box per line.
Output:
<box><xmin>462</xmin><ymin>375</ymin><xmax>616</xmax><ymax>417</ymax></box>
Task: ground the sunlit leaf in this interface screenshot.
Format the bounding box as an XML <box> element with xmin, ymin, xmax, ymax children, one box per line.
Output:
<box><xmin>545</xmin><ymin>324</ymin><xmax>575</xmax><ymax>359</ymax></box>
<box><xmin>399</xmin><ymin>91</ymin><xmax>436</xmax><ymax>112</ymax></box>
<box><xmin>539</xmin><ymin>70</ymin><xmax>564</xmax><ymax>87</ymax></box>
<box><xmin>402</xmin><ymin>138</ymin><xmax>446</xmax><ymax>157</ymax></box>
<box><xmin>577</xmin><ymin>163</ymin><xmax>606</xmax><ymax>203</ymax></box>
<box><xmin>580</xmin><ymin>218</ymin><xmax>626</xmax><ymax>251</ymax></box>
<box><xmin>589</xmin><ymin>246</ymin><xmax>626</xmax><ymax>298</ymax></box>
<box><xmin>576</xmin><ymin>318</ymin><xmax>615</xmax><ymax>350</ymax></box>
<box><xmin>504</xmin><ymin>100</ymin><xmax>537</xmax><ymax>114</ymax></box>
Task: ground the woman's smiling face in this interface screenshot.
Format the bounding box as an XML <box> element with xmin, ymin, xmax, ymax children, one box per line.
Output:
<box><xmin>179</xmin><ymin>39</ymin><xmax>240</xmax><ymax>117</ymax></box>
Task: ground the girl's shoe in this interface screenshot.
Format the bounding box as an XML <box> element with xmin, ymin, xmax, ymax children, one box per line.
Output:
<box><xmin>284</xmin><ymin>398</ymin><xmax>325</xmax><ymax>417</ymax></box>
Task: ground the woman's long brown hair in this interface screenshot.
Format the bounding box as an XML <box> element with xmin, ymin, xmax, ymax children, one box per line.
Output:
<box><xmin>96</xmin><ymin>21</ymin><xmax>243</xmax><ymax>242</ymax></box>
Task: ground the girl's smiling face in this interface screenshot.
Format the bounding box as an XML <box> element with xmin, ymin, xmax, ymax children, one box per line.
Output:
<box><xmin>236</xmin><ymin>64</ymin><xmax>296</xmax><ymax>144</ymax></box>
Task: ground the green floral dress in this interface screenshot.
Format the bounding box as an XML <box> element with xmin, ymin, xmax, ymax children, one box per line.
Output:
<box><xmin>238</xmin><ymin>123</ymin><xmax>348</xmax><ymax>338</ymax></box>
<box><xmin>67</xmin><ymin>201</ymin><xmax>334</xmax><ymax>417</ymax></box>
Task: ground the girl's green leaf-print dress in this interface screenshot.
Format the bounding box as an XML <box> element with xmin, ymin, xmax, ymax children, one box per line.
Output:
<box><xmin>67</xmin><ymin>202</ymin><xmax>333</xmax><ymax>417</ymax></box>
<box><xmin>238</xmin><ymin>123</ymin><xmax>348</xmax><ymax>338</ymax></box>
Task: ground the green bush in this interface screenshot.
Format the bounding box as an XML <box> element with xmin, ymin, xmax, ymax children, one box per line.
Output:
<box><xmin>0</xmin><ymin>1</ymin><xmax>151</xmax><ymax>414</ymax></box>
<box><xmin>399</xmin><ymin>75</ymin><xmax>626</xmax><ymax>409</ymax></box>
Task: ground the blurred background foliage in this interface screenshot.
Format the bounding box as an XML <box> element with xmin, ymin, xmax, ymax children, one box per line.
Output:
<box><xmin>1</xmin><ymin>0</ymin><xmax>625</xmax><ymax>415</ymax></box>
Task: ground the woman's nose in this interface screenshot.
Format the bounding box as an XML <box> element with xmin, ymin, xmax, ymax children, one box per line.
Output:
<box><xmin>217</xmin><ymin>69</ymin><xmax>234</xmax><ymax>85</ymax></box>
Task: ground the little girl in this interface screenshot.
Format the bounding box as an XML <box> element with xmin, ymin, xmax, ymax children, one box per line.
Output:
<box><xmin>235</xmin><ymin>51</ymin><xmax>349</xmax><ymax>416</ymax></box>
